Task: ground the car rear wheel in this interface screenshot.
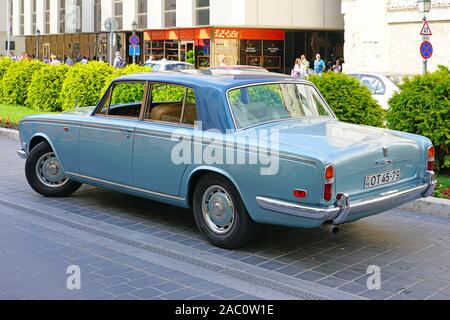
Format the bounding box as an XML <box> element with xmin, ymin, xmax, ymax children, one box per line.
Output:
<box><xmin>193</xmin><ymin>174</ymin><xmax>257</xmax><ymax>249</ymax></box>
<box><xmin>25</xmin><ymin>141</ymin><xmax>82</xmax><ymax>197</ymax></box>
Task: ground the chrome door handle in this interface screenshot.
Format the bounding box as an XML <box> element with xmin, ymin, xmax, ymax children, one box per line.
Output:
<box><xmin>120</xmin><ymin>128</ymin><xmax>133</xmax><ymax>138</ymax></box>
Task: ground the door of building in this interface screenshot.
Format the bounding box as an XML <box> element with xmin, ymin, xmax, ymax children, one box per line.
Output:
<box><xmin>180</xmin><ymin>41</ymin><xmax>194</xmax><ymax>63</ymax></box>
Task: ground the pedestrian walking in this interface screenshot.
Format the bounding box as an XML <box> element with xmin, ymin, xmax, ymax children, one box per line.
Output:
<box><xmin>300</xmin><ymin>54</ymin><xmax>310</xmax><ymax>78</ymax></box>
<box><xmin>9</xmin><ymin>51</ymin><xmax>19</xmax><ymax>61</ymax></box>
<box><xmin>313</xmin><ymin>54</ymin><xmax>326</xmax><ymax>75</ymax></box>
<box><xmin>81</xmin><ymin>56</ymin><xmax>88</xmax><ymax>64</ymax></box>
<box><xmin>291</xmin><ymin>58</ymin><xmax>302</xmax><ymax>78</ymax></box>
<box><xmin>65</xmin><ymin>56</ymin><xmax>74</xmax><ymax>66</ymax></box>
<box><xmin>113</xmin><ymin>51</ymin><xmax>126</xmax><ymax>69</ymax></box>
<box><xmin>50</xmin><ymin>54</ymin><xmax>61</xmax><ymax>66</ymax></box>
<box><xmin>331</xmin><ymin>59</ymin><xmax>342</xmax><ymax>73</ymax></box>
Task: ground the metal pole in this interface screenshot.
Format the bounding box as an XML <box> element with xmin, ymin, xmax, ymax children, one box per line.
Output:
<box><xmin>132</xmin><ymin>32</ymin><xmax>136</xmax><ymax>65</ymax></box>
<box><xmin>109</xmin><ymin>31</ymin><xmax>114</xmax><ymax>65</ymax></box>
<box><xmin>6</xmin><ymin>0</ymin><xmax>10</xmax><ymax>54</ymax></box>
<box><xmin>422</xmin><ymin>17</ymin><xmax>428</xmax><ymax>75</ymax></box>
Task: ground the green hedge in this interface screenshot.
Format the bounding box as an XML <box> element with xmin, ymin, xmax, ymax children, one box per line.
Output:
<box><xmin>59</xmin><ymin>62</ymin><xmax>113</xmax><ymax>110</ymax></box>
<box><xmin>309</xmin><ymin>72</ymin><xmax>384</xmax><ymax>127</ymax></box>
<box><xmin>0</xmin><ymin>60</ymin><xmax>44</xmax><ymax>105</ymax></box>
<box><xmin>26</xmin><ymin>65</ymin><xmax>70</xmax><ymax>111</ymax></box>
<box><xmin>0</xmin><ymin>58</ymin><xmax>14</xmax><ymax>81</ymax></box>
<box><xmin>387</xmin><ymin>66</ymin><xmax>450</xmax><ymax>170</ymax></box>
<box><xmin>101</xmin><ymin>64</ymin><xmax>151</xmax><ymax>100</ymax></box>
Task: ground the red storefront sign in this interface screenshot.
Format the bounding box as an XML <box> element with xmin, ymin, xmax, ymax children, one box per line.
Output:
<box><xmin>145</xmin><ymin>28</ymin><xmax>211</xmax><ymax>41</ymax></box>
<box><xmin>214</xmin><ymin>28</ymin><xmax>240</xmax><ymax>39</ymax></box>
<box><xmin>239</xmin><ymin>28</ymin><xmax>285</xmax><ymax>41</ymax></box>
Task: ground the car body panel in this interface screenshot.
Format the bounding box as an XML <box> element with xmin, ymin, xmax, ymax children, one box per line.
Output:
<box><xmin>18</xmin><ymin>72</ymin><xmax>435</xmax><ymax>230</ymax></box>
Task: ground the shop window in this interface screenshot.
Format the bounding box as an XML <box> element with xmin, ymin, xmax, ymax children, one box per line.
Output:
<box><xmin>196</xmin><ymin>0</ymin><xmax>210</xmax><ymax>26</ymax></box>
<box><xmin>165</xmin><ymin>41</ymin><xmax>179</xmax><ymax>61</ymax></box>
<box><xmin>164</xmin><ymin>0</ymin><xmax>176</xmax><ymax>28</ymax></box>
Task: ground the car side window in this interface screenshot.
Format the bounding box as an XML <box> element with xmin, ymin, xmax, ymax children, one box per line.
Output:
<box><xmin>146</xmin><ymin>83</ymin><xmax>197</xmax><ymax>125</ymax></box>
<box><xmin>96</xmin><ymin>81</ymin><xmax>146</xmax><ymax>118</ymax></box>
<box><xmin>360</xmin><ymin>75</ymin><xmax>385</xmax><ymax>95</ymax></box>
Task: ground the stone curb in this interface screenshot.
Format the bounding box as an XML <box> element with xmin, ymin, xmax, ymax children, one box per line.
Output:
<box><xmin>0</xmin><ymin>127</ymin><xmax>19</xmax><ymax>141</ymax></box>
<box><xmin>1</xmin><ymin>127</ymin><xmax>449</xmax><ymax>219</ymax></box>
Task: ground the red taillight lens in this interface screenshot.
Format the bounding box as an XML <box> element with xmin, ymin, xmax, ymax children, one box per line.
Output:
<box><xmin>427</xmin><ymin>146</ymin><xmax>435</xmax><ymax>171</ymax></box>
<box><xmin>324</xmin><ymin>183</ymin><xmax>333</xmax><ymax>201</ymax></box>
<box><xmin>324</xmin><ymin>164</ymin><xmax>334</xmax><ymax>201</ymax></box>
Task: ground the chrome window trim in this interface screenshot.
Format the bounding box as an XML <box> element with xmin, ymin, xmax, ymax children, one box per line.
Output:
<box><xmin>225</xmin><ymin>80</ymin><xmax>337</xmax><ymax>131</ymax></box>
<box><xmin>66</xmin><ymin>172</ymin><xmax>185</xmax><ymax>201</ymax></box>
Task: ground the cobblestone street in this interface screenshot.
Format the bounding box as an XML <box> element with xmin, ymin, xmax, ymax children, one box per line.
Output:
<box><xmin>1</xmin><ymin>138</ymin><xmax>450</xmax><ymax>300</ymax></box>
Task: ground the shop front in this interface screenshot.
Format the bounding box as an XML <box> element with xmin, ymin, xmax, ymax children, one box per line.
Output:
<box><xmin>143</xmin><ymin>28</ymin><xmax>211</xmax><ymax>69</ymax></box>
<box><xmin>143</xmin><ymin>27</ymin><xmax>285</xmax><ymax>72</ymax></box>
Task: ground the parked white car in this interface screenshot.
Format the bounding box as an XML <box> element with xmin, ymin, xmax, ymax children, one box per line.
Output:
<box><xmin>143</xmin><ymin>60</ymin><xmax>196</xmax><ymax>72</ymax></box>
<box><xmin>348</xmin><ymin>73</ymin><xmax>403</xmax><ymax>110</ymax></box>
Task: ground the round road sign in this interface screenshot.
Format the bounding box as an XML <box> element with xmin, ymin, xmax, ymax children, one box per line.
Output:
<box><xmin>129</xmin><ymin>34</ymin><xmax>140</xmax><ymax>45</ymax></box>
<box><xmin>104</xmin><ymin>17</ymin><xmax>118</xmax><ymax>32</ymax></box>
<box><xmin>420</xmin><ymin>41</ymin><xmax>433</xmax><ymax>59</ymax></box>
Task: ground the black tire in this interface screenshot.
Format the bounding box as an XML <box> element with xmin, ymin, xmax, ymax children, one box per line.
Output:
<box><xmin>193</xmin><ymin>174</ymin><xmax>257</xmax><ymax>249</ymax></box>
<box><xmin>25</xmin><ymin>141</ymin><xmax>82</xmax><ymax>197</ymax></box>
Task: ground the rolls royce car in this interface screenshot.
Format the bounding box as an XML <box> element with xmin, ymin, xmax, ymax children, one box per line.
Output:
<box><xmin>17</xmin><ymin>72</ymin><xmax>436</xmax><ymax>248</ymax></box>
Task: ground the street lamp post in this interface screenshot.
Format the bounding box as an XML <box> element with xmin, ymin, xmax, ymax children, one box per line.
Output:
<box><xmin>131</xmin><ymin>20</ymin><xmax>138</xmax><ymax>65</ymax></box>
<box><xmin>35</xmin><ymin>29</ymin><xmax>41</xmax><ymax>60</ymax></box>
<box><xmin>417</xmin><ymin>0</ymin><xmax>432</xmax><ymax>74</ymax></box>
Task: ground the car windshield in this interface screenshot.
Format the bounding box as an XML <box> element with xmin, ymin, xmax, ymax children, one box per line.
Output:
<box><xmin>164</xmin><ymin>64</ymin><xmax>195</xmax><ymax>71</ymax></box>
<box><xmin>228</xmin><ymin>83</ymin><xmax>333</xmax><ymax>129</ymax></box>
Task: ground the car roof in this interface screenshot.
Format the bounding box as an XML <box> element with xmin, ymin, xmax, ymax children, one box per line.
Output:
<box><xmin>145</xmin><ymin>60</ymin><xmax>193</xmax><ymax>66</ymax></box>
<box><xmin>114</xmin><ymin>72</ymin><xmax>297</xmax><ymax>90</ymax></box>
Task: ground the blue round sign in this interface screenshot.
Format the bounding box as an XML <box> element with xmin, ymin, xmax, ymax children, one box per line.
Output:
<box><xmin>420</xmin><ymin>41</ymin><xmax>433</xmax><ymax>59</ymax></box>
<box><xmin>129</xmin><ymin>34</ymin><xmax>140</xmax><ymax>46</ymax></box>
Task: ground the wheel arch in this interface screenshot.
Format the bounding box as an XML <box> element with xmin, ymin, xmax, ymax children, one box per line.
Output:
<box><xmin>28</xmin><ymin>134</ymin><xmax>63</xmax><ymax>167</ymax></box>
<box><xmin>185</xmin><ymin>167</ymin><xmax>244</xmax><ymax>210</ymax></box>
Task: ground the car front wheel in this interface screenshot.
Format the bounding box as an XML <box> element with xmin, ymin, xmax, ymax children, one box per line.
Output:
<box><xmin>193</xmin><ymin>174</ymin><xmax>257</xmax><ymax>249</ymax></box>
<box><xmin>25</xmin><ymin>141</ymin><xmax>82</xmax><ymax>197</ymax></box>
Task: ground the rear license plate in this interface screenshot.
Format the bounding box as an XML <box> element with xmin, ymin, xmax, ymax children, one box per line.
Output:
<box><xmin>365</xmin><ymin>169</ymin><xmax>401</xmax><ymax>189</ymax></box>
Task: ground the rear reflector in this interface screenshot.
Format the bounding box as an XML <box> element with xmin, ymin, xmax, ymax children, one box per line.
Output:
<box><xmin>294</xmin><ymin>189</ymin><xmax>308</xmax><ymax>198</ymax></box>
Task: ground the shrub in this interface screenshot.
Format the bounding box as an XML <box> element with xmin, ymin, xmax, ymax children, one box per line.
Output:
<box><xmin>0</xmin><ymin>60</ymin><xmax>44</xmax><ymax>105</ymax></box>
<box><xmin>59</xmin><ymin>62</ymin><xmax>113</xmax><ymax>110</ymax></box>
<box><xmin>101</xmin><ymin>64</ymin><xmax>151</xmax><ymax>94</ymax></box>
<box><xmin>309</xmin><ymin>72</ymin><xmax>384</xmax><ymax>127</ymax></box>
<box><xmin>26</xmin><ymin>65</ymin><xmax>70</xmax><ymax>111</ymax></box>
<box><xmin>387</xmin><ymin>68</ymin><xmax>450</xmax><ymax>170</ymax></box>
<box><xmin>0</xmin><ymin>58</ymin><xmax>14</xmax><ymax>81</ymax></box>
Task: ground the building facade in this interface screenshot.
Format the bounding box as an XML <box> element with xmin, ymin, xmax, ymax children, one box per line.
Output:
<box><xmin>0</xmin><ymin>0</ymin><xmax>25</xmax><ymax>56</ymax></box>
<box><xmin>342</xmin><ymin>0</ymin><xmax>450</xmax><ymax>74</ymax></box>
<box><xmin>9</xmin><ymin>0</ymin><xmax>344</xmax><ymax>72</ymax></box>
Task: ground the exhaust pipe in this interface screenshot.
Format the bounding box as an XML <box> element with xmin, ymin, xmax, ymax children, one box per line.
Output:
<box><xmin>321</xmin><ymin>223</ymin><xmax>339</xmax><ymax>235</ymax></box>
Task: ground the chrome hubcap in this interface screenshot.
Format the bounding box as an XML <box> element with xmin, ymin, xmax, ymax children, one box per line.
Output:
<box><xmin>35</xmin><ymin>152</ymin><xmax>69</xmax><ymax>188</ymax></box>
<box><xmin>202</xmin><ymin>185</ymin><xmax>235</xmax><ymax>235</ymax></box>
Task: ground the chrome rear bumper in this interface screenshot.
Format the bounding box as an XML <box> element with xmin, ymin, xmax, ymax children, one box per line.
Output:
<box><xmin>256</xmin><ymin>171</ymin><xmax>437</xmax><ymax>225</ymax></box>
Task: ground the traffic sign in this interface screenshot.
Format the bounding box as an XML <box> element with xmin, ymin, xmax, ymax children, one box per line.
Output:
<box><xmin>420</xmin><ymin>21</ymin><xmax>432</xmax><ymax>36</ymax></box>
<box><xmin>129</xmin><ymin>45</ymin><xmax>141</xmax><ymax>56</ymax></box>
<box><xmin>104</xmin><ymin>17</ymin><xmax>118</xmax><ymax>32</ymax></box>
<box><xmin>129</xmin><ymin>34</ymin><xmax>140</xmax><ymax>46</ymax></box>
<box><xmin>420</xmin><ymin>41</ymin><xmax>433</xmax><ymax>59</ymax></box>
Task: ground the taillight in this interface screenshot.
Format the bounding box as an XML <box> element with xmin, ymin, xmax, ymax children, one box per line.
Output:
<box><xmin>324</xmin><ymin>164</ymin><xmax>334</xmax><ymax>201</ymax></box>
<box><xmin>427</xmin><ymin>146</ymin><xmax>435</xmax><ymax>171</ymax></box>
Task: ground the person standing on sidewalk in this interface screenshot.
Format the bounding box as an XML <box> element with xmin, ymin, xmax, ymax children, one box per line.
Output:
<box><xmin>313</xmin><ymin>54</ymin><xmax>326</xmax><ymax>75</ymax></box>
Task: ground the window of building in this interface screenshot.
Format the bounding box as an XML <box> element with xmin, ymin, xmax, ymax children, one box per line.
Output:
<box><xmin>59</xmin><ymin>0</ymin><xmax>65</xmax><ymax>33</ymax></box>
<box><xmin>45</xmin><ymin>0</ymin><xmax>50</xmax><ymax>33</ymax></box>
<box><xmin>115</xmin><ymin>0</ymin><xmax>123</xmax><ymax>30</ymax></box>
<box><xmin>196</xmin><ymin>0</ymin><xmax>209</xmax><ymax>26</ymax></box>
<box><xmin>94</xmin><ymin>0</ymin><xmax>102</xmax><ymax>32</ymax></box>
<box><xmin>75</xmin><ymin>0</ymin><xmax>82</xmax><ymax>32</ymax></box>
<box><xmin>20</xmin><ymin>0</ymin><xmax>24</xmax><ymax>35</ymax></box>
<box><xmin>164</xmin><ymin>0</ymin><xmax>176</xmax><ymax>28</ymax></box>
<box><xmin>137</xmin><ymin>0</ymin><xmax>147</xmax><ymax>29</ymax></box>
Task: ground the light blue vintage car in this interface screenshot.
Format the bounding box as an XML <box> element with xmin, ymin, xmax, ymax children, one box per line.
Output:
<box><xmin>18</xmin><ymin>72</ymin><xmax>436</xmax><ymax>248</ymax></box>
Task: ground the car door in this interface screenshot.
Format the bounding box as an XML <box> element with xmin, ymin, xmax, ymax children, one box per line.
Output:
<box><xmin>78</xmin><ymin>80</ymin><xmax>148</xmax><ymax>186</ymax></box>
<box><xmin>133</xmin><ymin>82</ymin><xmax>197</xmax><ymax>196</ymax></box>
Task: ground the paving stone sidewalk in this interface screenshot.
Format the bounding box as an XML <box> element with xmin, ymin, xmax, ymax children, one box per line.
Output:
<box><xmin>1</xmin><ymin>138</ymin><xmax>450</xmax><ymax>300</ymax></box>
